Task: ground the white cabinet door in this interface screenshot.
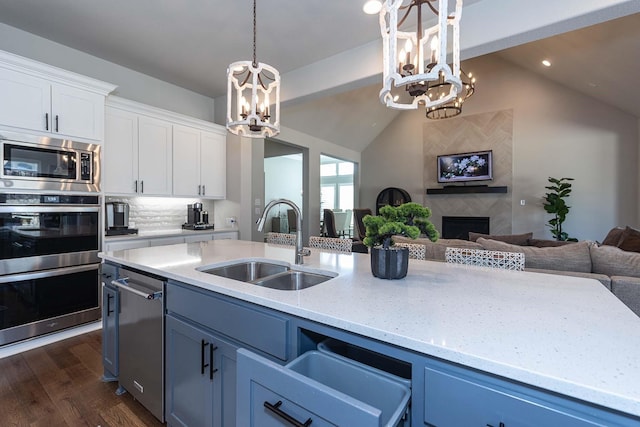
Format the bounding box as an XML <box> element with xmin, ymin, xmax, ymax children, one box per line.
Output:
<box><xmin>104</xmin><ymin>107</ymin><xmax>139</xmax><ymax>194</ymax></box>
<box><xmin>138</xmin><ymin>116</ymin><xmax>172</xmax><ymax>196</ymax></box>
<box><xmin>213</xmin><ymin>231</ymin><xmax>238</xmax><ymax>240</ymax></box>
<box><xmin>149</xmin><ymin>236</ymin><xmax>184</xmax><ymax>247</ymax></box>
<box><xmin>51</xmin><ymin>83</ymin><xmax>104</xmax><ymax>140</ymax></box>
<box><xmin>200</xmin><ymin>131</ymin><xmax>226</xmax><ymax>199</ymax></box>
<box><xmin>173</xmin><ymin>124</ymin><xmax>201</xmax><ymax>197</ymax></box>
<box><xmin>0</xmin><ymin>68</ymin><xmax>50</xmax><ymax>132</ymax></box>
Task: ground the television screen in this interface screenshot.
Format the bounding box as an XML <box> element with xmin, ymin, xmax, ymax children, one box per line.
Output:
<box><xmin>437</xmin><ymin>150</ymin><xmax>493</xmax><ymax>183</ymax></box>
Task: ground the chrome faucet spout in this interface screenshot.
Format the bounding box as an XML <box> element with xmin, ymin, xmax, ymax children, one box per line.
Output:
<box><xmin>257</xmin><ymin>199</ymin><xmax>309</xmax><ymax>265</ymax></box>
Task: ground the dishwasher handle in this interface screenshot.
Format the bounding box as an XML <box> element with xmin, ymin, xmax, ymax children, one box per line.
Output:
<box><xmin>111</xmin><ymin>278</ymin><xmax>162</xmax><ymax>300</ymax></box>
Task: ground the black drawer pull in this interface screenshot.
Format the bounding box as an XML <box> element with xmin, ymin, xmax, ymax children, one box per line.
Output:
<box><xmin>487</xmin><ymin>423</ymin><xmax>505</xmax><ymax>427</ymax></box>
<box><xmin>201</xmin><ymin>339</ymin><xmax>209</xmax><ymax>375</ymax></box>
<box><xmin>209</xmin><ymin>345</ymin><xmax>218</xmax><ymax>380</ymax></box>
<box><xmin>264</xmin><ymin>400</ymin><xmax>312</xmax><ymax>427</ymax></box>
<box><xmin>55</xmin><ymin>115</ymin><xmax>59</xmax><ymax>132</ymax></box>
<box><xmin>45</xmin><ymin>113</ymin><xmax>49</xmax><ymax>130</ymax></box>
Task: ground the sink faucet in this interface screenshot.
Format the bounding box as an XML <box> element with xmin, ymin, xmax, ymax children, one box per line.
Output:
<box><xmin>256</xmin><ymin>199</ymin><xmax>310</xmax><ymax>265</ymax></box>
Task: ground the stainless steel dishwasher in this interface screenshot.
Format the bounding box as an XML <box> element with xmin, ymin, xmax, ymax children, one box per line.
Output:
<box><xmin>111</xmin><ymin>267</ymin><xmax>165</xmax><ymax>422</ymax></box>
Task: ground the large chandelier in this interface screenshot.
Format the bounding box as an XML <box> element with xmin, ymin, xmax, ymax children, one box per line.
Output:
<box><xmin>379</xmin><ymin>0</ymin><xmax>464</xmax><ymax>111</ymax></box>
<box><xmin>425</xmin><ymin>67</ymin><xmax>475</xmax><ymax>119</ymax></box>
<box><xmin>226</xmin><ymin>0</ymin><xmax>280</xmax><ymax>138</ymax></box>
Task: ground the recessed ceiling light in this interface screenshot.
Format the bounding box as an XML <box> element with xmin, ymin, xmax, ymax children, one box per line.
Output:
<box><xmin>542</xmin><ymin>59</ymin><xmax>551</xmax><ymax>67</ymax></box>
<box><xmin>363</xmin><ymin>0</ymin><xmax>382</xmax><ymax>15</ymax></box>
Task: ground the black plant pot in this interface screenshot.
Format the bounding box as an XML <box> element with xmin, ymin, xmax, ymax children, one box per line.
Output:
<box><xmin>370</xmin><ymin>246</ymin><xmax>409</xmax><ymax>280</ymax></box>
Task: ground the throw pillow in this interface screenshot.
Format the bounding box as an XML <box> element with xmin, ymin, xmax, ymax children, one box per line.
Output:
<box><xmin>591</xmin><ymin>244</ymin><xmax>640</xmax><ymax>278</ymax></box>
<box><xmin>601</xmin><ymin>227</ymin><xmax>625</xmax><ymax>246</ymax></box>
<box><xmin>527</xmin><ymin>238</ymin><xmax>576</xmax><ymax>248</ymax></box>
<box><xmin>476</xmin><ymin>238</ymin><xmax>592</xmax><ymax>272</ymax></box>
<box><xmin>616</xmin><ymin>226</ymin><xmax>640</xmax><ymax>253</ymax></box>
<box><xmin>468</xmin><ymin>232</ymin><xmax>532</xmax><ymax>245</ymax></box>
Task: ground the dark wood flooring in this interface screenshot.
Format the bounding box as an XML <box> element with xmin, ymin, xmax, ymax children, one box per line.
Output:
<box><xmin>0</xmin><ymin>330</ymin><xmax>164</xmax><ymax>426</ymax></box>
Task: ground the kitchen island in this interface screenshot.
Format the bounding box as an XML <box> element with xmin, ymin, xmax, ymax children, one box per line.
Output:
<box><xmin>100</xmin><ymin>239</ymin><xmax>640</xmax><ymax>425</ymax></box>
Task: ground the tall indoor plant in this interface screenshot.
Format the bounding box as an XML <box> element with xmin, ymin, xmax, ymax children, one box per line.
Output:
<box><xmin>363</xmin><ymin>202</ymin><xmax>439</xmax><ymax>279</ymax></box>
<box><xmin>543</xmin><ymin>177</ymin><xmax>577</xmax><ymax>241</ymax></box>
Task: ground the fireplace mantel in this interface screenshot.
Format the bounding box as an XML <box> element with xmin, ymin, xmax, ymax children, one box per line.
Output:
<box><xmin>426</xmin><ymin>186</ymin><xmax>508</xmax><ymax>195</ymax></box>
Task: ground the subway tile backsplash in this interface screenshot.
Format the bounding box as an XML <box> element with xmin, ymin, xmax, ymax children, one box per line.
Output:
<box><xmin>106</xmin><ymin>196</ymin><xmax>215</xmax><ymax>231</ymax></box>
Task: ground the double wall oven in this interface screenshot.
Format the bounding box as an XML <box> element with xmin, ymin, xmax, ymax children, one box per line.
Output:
<box><xmin>0</xmin><ymin>132</ymin><xmax>101</xmax><ymax>346</ymax></box>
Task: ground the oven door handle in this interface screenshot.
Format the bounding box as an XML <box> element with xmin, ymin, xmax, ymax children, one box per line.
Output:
<box><xmin>0</xmin><ymin>263</ymin><xmax>99</xmax><ymax>284</ymax></box>
<box><xmin>111</xmin><ymin>278</ymin><xmax>162</xmax><ymax>300</ymax></box>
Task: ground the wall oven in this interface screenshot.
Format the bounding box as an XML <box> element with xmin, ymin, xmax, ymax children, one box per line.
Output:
<box><xmin>1</xmin><ymin>131</ymin><xmax>100</xmax><ymax>193</ymax></box>
<box><xmin>0</xmin><ymin>193</ymin><xmax>101</xmax><ymax>346</ymax></box>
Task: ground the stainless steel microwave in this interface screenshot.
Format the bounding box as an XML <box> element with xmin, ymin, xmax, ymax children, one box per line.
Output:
<box><xmin>0</xmin><ymin>131</ymin><xmax>100</xmax><ymax>192</ymax></box>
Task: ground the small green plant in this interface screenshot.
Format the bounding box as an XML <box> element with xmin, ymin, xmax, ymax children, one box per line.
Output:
<box><xmin>543</xmin><ymin>177</ymin><xmax>577</xmax><ymax>241</ymax></box>
<box><xmin>362</xmin><ymin>202</ymin><xmax>439</xmax><ymax>248</ymax></box>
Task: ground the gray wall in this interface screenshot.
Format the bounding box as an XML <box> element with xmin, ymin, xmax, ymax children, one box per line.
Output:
<box><xmin>361</xmin><ymin>55</ymin><xmax>639</xmax><ymax>241</ymax></box>
<box><xmin>0</xmin><ymin>23</ymin><xmax>215</xmax><ymax>121</ymax></box>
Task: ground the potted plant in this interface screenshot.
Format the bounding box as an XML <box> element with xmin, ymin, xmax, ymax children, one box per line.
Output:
<box><xmin>543</xmin><ymin>177</ymin><xmax>577</xmax><ymax>241</ymax></box>
<box><xmin>362</xmin><ymin>202</ymin><xmax>439</xmax><ymax>279</ymax></box>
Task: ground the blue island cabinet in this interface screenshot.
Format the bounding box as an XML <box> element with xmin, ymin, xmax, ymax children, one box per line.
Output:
<box><xmin>101</xmin><ymin>263</ymin><xmax>119</xmax><ymax>382</ymax></box>
<box><xmin>165</xmin><ymin>314</ymin><xmax>237</xmax><ymax>427</ymax></box>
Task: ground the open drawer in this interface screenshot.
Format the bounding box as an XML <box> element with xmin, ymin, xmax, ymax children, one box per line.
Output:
<box><xmin>236</xmin><ymin>349</ymin><xmax>410</xmax><ymax>426</ymax></box>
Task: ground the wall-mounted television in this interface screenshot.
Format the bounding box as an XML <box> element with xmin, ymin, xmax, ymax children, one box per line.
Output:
<box><xmin>437</xmin><ymin>150</ymin><xmax>493</xmax><ymax>184</ymax></box>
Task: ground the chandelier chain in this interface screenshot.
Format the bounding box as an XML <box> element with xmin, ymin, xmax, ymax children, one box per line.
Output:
<box><xmin>252</xmin><ymin>0</ymin><xmax>257</xmax><ymax>67</ymax></box>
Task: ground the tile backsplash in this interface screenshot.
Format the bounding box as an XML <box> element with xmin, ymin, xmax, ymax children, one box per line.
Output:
<box><xmin>106</xmin><ymin>196</ymin><xmax>215</xmax><ymax>231</ymax></box>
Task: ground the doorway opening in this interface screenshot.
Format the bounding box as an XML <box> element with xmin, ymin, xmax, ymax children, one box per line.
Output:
<box><xmin>264</xmin><ymin>140</ymin><xmax>304</xmax><ymax>234</ymax></box>
<box><xmin>321</xmin><ymin>155</ymin><xmax>355</xmax><ymax>238</ymax></box>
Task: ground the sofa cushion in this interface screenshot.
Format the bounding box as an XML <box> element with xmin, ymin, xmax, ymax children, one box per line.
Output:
<box><xmin>477</xmin><ymin>238</ymin><xmax>592</xmax><ymax>273</ymax></box>
<box><xmin>392</xmin><ymin>236</ymin><xmax>483</xmax><ymax>261</ymax></box>
<box><xmin>527</xmin><ymin>238</ymin><xmax>576</xmax><ymax>248</ymax></box>
<box><xmin>590</xmin><ymin>244</ymin><xmax>640</xmax><ymax>278</ymax></box>
<box><xmin>611</xmin><ymin>276</ymin><xmax>640</xmax><ymax>317</ymax></box>
<box><xmin>601</xmin><ymin>227</ymin><xmax>625</xmax><ymax>246</ymax></box>
<box><xmin>468</xmin><ymin>232</ymin><xmax>532</xmax><ymax>245</ymax></box>
<box><xmin>616</xmin><ymin>226</ymin><xmax>640</xmax><ymax>253</ymax></box>
<box><xmin>525</xmin><ymin>268</ymin><xmax>611</xmax><ymax>290</ymax></box>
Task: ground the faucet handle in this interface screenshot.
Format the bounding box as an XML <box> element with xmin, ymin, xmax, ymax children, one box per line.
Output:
<box><xmin>300</xmin><ymin>247</ymin><xmax>311</xmax><ymax>256</ymax></box>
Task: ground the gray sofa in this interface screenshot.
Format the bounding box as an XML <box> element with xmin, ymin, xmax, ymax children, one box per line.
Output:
<box><xmin>393</xmin><ymin>232</ymin><xmax>640</xmax><ymax>317</ymax></box>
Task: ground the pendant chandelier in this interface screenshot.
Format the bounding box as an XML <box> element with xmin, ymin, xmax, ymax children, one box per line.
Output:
<box><xmin>226</xmin><ymin>0</ymin><xmax>280</xmax><ymax>138</ymax></box>
<box><xmin>379</xmin><ymin>0</ymin><xmax>464</xmax><ymax>112</ymax></box>
<box><xmin>425</xmin><ymin>67</ymin><xmax>475</xmax><ymax>119</ymax></box>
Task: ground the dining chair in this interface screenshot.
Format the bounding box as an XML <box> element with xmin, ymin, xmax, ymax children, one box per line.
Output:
<box><xmin>353</xmin><ymin>208</ymin><xmax>372</xmax><ymax>242</ymax></box>
<box><xmin>444</xmin><ymin>247</ymin><xmax>525</xmax><ymax>271</ymax></box>
<box><xmin>309</xmin><ymin>236</ymin><xmax>352</xmax><ymax>253</ymax></box>
<box><xmin>323</xmin><ymin>209</ymin><xmax>340</xmax><ymax>238</ymax></box>
<box><xmin>266</xmin><ymin>232</ymin><xmax>296</xmax><ymax>246</ymax></box>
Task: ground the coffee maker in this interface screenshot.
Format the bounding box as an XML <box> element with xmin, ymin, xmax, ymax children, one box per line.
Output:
<box><xmin>105</xmin><ymin>202</ymin><xmax>138</xmax><ymax>236</ymax></box>
<box><xmin>183</xmin><ymin>203</ymin><xmax>214</xmax><ymax>230</ymax></box>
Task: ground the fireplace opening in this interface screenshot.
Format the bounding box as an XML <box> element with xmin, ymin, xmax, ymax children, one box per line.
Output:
<box><xmin>442</xmin><ymin>216</ymin><xmax>489</xmax><ymax>240</ymax></box>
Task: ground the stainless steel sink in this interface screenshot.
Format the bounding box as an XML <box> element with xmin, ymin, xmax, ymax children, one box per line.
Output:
<box><xmin>197</xmin><ymin>260</ymin><xmax>335</xmax><ymax>290</ymax></box>
<box><xmin>200</xmin><ymin>261</ymin><xmax>289</xmax><ymax>282</ymax></box>
<box><xmin>252</xmin><ymin>270</ymin><xmax>334</xmax><ymax>291</ymax></box>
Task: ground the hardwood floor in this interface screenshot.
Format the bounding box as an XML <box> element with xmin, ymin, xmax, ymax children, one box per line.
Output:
<box><xmin>0</xmin><ymin>330</ymin><xmax>164</xmax><ymax>427</ymax></box>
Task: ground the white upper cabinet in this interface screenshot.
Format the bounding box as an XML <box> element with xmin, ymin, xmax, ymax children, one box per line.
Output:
<box><xmin>104</xmin><ymin>106</ymin><xmax>173</xmax><ymax>196</ymax></box>
<box><xmin>0</xmin><ymin>50</ymin><xmax>116</xmax><ymax>141</ymax></box>
<box><xmin>104</xmin><ymin>97</ymin><xmax>226</xmax><ymax>199</ymax></box>
<box><xmin>173</xmin><ymin>125</ymin><xmax>226</xmax><ymax>199</ymax></box>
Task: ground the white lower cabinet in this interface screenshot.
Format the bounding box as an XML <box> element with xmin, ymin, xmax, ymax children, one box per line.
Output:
<box><xmin>104</xmin><ymin>239</ymin><xmax>149</xmax><ymax>252</ymax></box>
<box><xmin>212</xmin><ymin>231</ymin><xmax>238</xmax><ymax>240</ymax></box>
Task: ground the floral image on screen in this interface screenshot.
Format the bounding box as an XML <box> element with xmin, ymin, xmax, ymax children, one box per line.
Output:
<box><xmin>437</xmin><ymin>150</ymin><xmax>493</xmax><ymax>183</ymax></box>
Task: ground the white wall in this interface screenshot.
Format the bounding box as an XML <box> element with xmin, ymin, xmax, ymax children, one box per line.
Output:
<box><xmin>361</xmin><ymin>55</ymin><xmax>639</xmax><ymax>241</ymax></box>
<box><xmin>0</xmin><ymin>23</ymin><xmax>214</xmax><ymax>121</ymax></box>
<box><xmin>264</xmin><ymin>155</ymin><xmax>303</xmax><ymax>232</ymax></box>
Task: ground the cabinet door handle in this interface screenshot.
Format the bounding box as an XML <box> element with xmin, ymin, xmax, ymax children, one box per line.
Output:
<box><xmin>263</xmin><ymin>400</ymin><xmax>312</xmax><ymax>427</ymax></box>
<box><xmin>55</xmin><ymin>115</ymin><xmax>59</xmax><ymax>132</ymax></box>
<box><xmin>202</xmin><ymin>185</ymin><xmax>205</xmax><ymax>196</ymax></box>
<box><xmin>487</xmin><ymin>423</ymin><xmax>505</xmax><ymax>427</ymax></box>
<box><xmin>45</xmin><ymin>113</ymin><xmax>49</xmax><ymax>131</ymax></box>
<box><xmin>201</xmin><ymin>339</ymin><xmax>209</xmax><ymax>375</ymax></box>
<box><xmin>106</xmin><ymin>293</ymin><xmax>114</xmax><ymax>316</ymax></box>
<box><xmin>134</xmin><ymin>180</ymin><xmax>138</xmax><ymax>193</ymax></box>
<box><xmin>198</xmin><ymin>184</ymin><xmax>201</xmax><ymax>195</ymax></box>
<box><xmin>141</xmin><ymin>180</ymin><xmax>144</xmax><ymax>193</ymax></box>
<box><xmin>209</xmin><ymin>344</ymin><xmax>218</xmax><ymax>380</ymax></box>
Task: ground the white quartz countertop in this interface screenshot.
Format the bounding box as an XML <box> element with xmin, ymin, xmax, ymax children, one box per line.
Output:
<box><xmin>104</xmin><ymin>227</ymin><xmax>238</xmax><ymax>241</ymax></box>
<box><xmin>100</xmin><ymin>239</ymin><xmax>640</xmax><ymax>418</ymax></box>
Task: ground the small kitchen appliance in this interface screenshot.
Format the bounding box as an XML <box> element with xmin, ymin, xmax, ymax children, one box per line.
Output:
<box><xmin>105</xmin><ymin>202</ymin><xmax>138</xmax><ymax>235</ymax></box>
<box><xmin>182</xmin><ymin>203</ymin><xmax>214</xmax><ymax>230</ymax></box>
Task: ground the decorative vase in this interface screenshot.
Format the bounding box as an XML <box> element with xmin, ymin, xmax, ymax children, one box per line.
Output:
<box><xmin>370</xmin><ymin>246</ymin><xmax>409</xmax><ymax>280</ymax></box>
